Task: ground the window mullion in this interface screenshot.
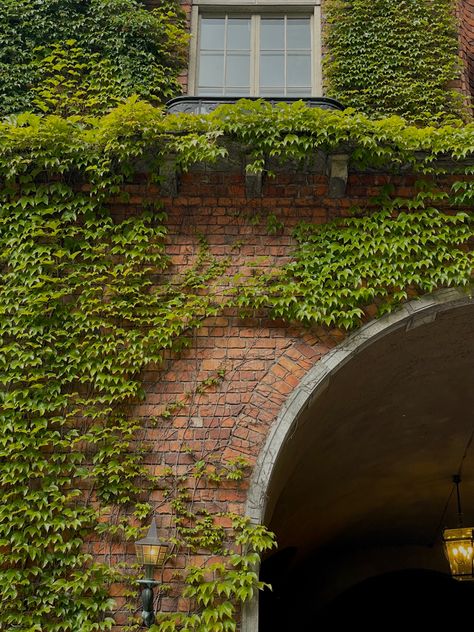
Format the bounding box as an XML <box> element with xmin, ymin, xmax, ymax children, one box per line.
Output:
<box><xmin>312</xmin><ymin>5</ymin><xmax>322</xmax><ymax>97</ymax></box>
<box><xmin>223</xmin><ymin>14</ymin><xmax>228</xmax><ymax>96</ymax></box>
<box><xmin>251</xmin><ymin>14</ymin><xmax>260</xmax><ymax>97</ymax></box>
<box><xmin>284</xmin><ymin>14</ymin><xmax>287</xmax><ymax>97</ymax></box>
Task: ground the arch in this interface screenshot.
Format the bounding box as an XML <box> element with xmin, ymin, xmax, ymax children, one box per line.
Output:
<box><xmin>242</xmin><ymin>287</ymin><xmax>474</xmax><ymax>632</ymax></box>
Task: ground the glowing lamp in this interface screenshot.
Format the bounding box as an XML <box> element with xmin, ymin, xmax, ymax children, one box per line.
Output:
<box><xmin>443</xmin><ymin>527</ymin><xmax>474</xmax><ymax>581</ymax></box>
<box><xmin>135</xmin><ymin>518</ymin><xmax>168</xmax><ymax>568</ymax></box>
<box><xmin>443</xmin><ymin>475</ymin><xmax>474</xmax><ymax>581</ymax></box>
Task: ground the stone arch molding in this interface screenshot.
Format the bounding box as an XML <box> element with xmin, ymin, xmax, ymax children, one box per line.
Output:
<box><xmin>242</xmin><ymin>287</ymin><xmax>474</xmax><ymax>632</ymax></box>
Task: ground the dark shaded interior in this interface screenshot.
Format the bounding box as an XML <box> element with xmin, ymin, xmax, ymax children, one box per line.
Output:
<box><xmin>260</xmin><ymin>567</ymin><xmax>474</xmax><ymax>630</ymax></box>
<box><xmin>259</xmin><ymin>304</ymin><xmax>474</xmax><ymax>630</ymax></box>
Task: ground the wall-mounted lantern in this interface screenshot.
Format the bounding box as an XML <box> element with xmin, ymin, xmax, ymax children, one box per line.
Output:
<box><xmin>443</xmin><ymin>475</ymin><xmax>474</xmax><ymax>581</ymax></box>
<box><xmin>135</xmin><ymin>518</ymin><xmax>169</xmax><ymax>627</ymax></box>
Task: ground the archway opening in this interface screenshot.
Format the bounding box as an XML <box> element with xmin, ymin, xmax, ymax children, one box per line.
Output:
<box><xmin>256</xmin><ymin>300</ymin><xmax>474</xmax><ymax>631</ymax></box>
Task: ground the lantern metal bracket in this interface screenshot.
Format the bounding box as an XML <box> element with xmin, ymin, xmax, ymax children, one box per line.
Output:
<box><xmin>137</xmin><ymin>579</ymin><xmax>160</xmax><ymax>628</ymax></box>
<box><xmin>453</xmin><ymin>474</ymin><xmax>463</xmax><ymax>527</ymax></box>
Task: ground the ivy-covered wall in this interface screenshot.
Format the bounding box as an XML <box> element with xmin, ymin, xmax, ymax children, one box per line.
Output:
<box><xmin>1</xmin><ymin>101</ymin><xmax>473</xmax><ymax>630</ymax></box>
<box><xmin>323</xmin><ymin>0</ymin><xmax>465</xmax><ymax>122</ymax></box>
<box><xmin>0</xmin><ymin>0</ymin><xmax>188</xmax><ymax>116</ymax></box>
<box><xmin>106</xmin><ymin>162</ymin><xmax>473</xmax><ymax>628</ymax></box>
<box><xmin>172</xmin><ymin>0</ymin><xmax>471</xmax><ymax>122</ymax></box>
<box><xmin>1</xmin><ymin>1</ymin><xmax>474</xmax><ymax>630</ymax></box>
<box><xmin>2</xmin><ymin>0</ymin><xmax>472</xmax><ymax>121</ymax></box>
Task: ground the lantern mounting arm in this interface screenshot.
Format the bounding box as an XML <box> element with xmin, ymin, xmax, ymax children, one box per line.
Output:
<box><xmin>453</xmin><ymin>474</ymin><xmax>463</xmax><ymax>527</ymax></box>
<box><xmin>137</xmin><ymin>579</ymin><xmax>160</xmax><ymax>628</ymax></box>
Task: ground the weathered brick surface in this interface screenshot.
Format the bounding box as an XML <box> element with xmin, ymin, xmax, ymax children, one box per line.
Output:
<box><xmin>93</xmin><ymin>164</ymin><xmax>468</xmax><ymax>628</ymax></box>
<box><xmin>458</xmin><ymin>0</ymin><xmax>474</xmax><ymax>106</ymax></box>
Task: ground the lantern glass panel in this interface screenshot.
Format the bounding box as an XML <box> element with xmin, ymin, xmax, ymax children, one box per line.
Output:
<box><xmin>443</xmin><ymin>527</ymin><xmax>474</xmax><ymax>581</ymax></box>
<box><xmin>135</xmin><ymin>542</ymin><xmax>168</xmax><ymax>567</ymax></box>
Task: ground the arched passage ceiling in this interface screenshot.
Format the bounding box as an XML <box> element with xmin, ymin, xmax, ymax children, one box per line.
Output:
<box><xmin>266</xmin><ymin>304</ymin><xmax>474</xmax><ymax>559</ymax></box>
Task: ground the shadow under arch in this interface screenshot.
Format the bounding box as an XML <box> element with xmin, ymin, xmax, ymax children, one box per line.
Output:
<box><xmin>315</xmin><ymin>568</ymin><xmax>474</xmax><ymax>627</ymax></box>
<box><xmin>242</xmin><ymin>287</ymin><xmax>474</xmax><ymax>632</ymax></box>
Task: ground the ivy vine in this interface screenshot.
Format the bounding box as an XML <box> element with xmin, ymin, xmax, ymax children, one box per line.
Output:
<box><xmin>240</xmin><ymin>206</ymin><xmax>473</xmax><ymax>329</ymax></box>
<box><xmin>0</xmin><ymin>0</ymin><xmax>188</xmax><ymax>116</ymax></box>
<box><xmin>323</xmin><ymin>0</ymin><xmax>465</xmax><ymax>123</ymax></box>
<box><xmin>0</xmin><ymin>99</ymin><xmax>473</xmax><ymax>630</ymax></box>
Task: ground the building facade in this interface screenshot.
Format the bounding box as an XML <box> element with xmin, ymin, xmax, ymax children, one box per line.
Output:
<box><xmin>107</xmin><ymin>2</ymin><xmax>474</xmax><ymax>629</ymax></box>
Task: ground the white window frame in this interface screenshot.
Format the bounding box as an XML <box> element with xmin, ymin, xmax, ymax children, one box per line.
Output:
<box><xmin>188</xmin><ymin>1</ymin><xmax>322</xmax><ymax>97</ymax></box>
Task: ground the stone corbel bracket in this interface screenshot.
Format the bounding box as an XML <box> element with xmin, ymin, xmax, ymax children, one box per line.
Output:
<box><xmin>244</xmin><ymin>156</ymin><xmax>263</xmax><ymax>198</ymax></box>
<box><xmin>159</xmin><ymin>154</ymin><xmax>180</xmax><ymax>197</ymax></box>
<box><xmin>328</xmin><ymin>153</ymin><xmax>349</xmax><ymax>198</ymax></box>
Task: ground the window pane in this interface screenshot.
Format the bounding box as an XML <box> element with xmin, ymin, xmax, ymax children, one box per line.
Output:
<box><xmin>227</xmin><ymin>18</ymin><xmax>251</xmax><ymax>50</ymax></box>
<box><xmin>260</xmin><ymin>53</ymin><xmax>285</xmax><ymax>88</ymax></box>
<box><xmin>226</xmin><ymin>54</ymin><xmax>250</xmax><ymax>88</ymax></box>
<box><xmin>261</xmin><ymin>18</ymin><xmax>285</xmax><ymax>51</ymax></box>
<box><xmin>198</xmin><ymin>88</ymin><xmax>223</xmax><ymax>97</ymax></box>
<box><xmin>198</xmin><ymin>54</ymin><xmax>224</xmax><ymax>88</ymax></box>
<box><xmin>287</xmin><ymin>54</ymin><xmax>311</xmax><ymax>88</ymax></box>
<box><xmin>200</xmin><ymin>18</ymin><xmax>225</xmax><ymax>50</ymax></box>
<box><xmin>260</xmin><ymin>88</ymin><xmax>285</xmax><ymax>96</ymax></box>
<box><xmin>225</xmin><ymin>88</ymin><xmax>250</xmax><ymax>97</ymax></box>
<box><xmin>197</xmin><ymin>12</ymin><xmax>315</xmax><ymax>98</ymax></box>
<box><xmin>287</xmin><ymin>18</ymin><xmax>311</xmax><ymax>50</ymax></box>
<box><xmin>286</xmin><ymin>88</ymin><xmax>312</xmax><ymax>97</ymax></box>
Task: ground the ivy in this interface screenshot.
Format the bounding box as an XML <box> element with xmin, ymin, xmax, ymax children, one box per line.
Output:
<box><xmin>238</xmin><ymin>207</ymin><xmax>473</xmax><ymax>329</ymax></box>
<box><xmin>323</xmin><ymin>0</ymin><xmax>464</xmax><ymax>123</ymax></box>
<box><xmin>154</xmin><ymin>516</ymin><xmax>275</xmax><ymax>632</ymax></box>
<box><xmin>0</xmin><ymin>177</ymin><xmax>228</xmax><ymax>628</ymax></box>
<box><xmin>0</xmin><ymin>0</ymin><xmax>188</xmax><ymax>116</ymax></box>
<box><xmin>0</xmin><ymin>99</ymin><xmax>473</xmax><ymax>630</ymax></box>
<box><xmin>144</xmin><ymin>457</ymin><xmax>276</xmax><ymax>632</ymax></box>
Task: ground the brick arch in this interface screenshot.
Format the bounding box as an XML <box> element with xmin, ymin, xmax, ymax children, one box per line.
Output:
<box><xmin>241</xmin><ymin>287</ymin><xmax>474</xmax><ymax>632</ymax></box>
<box><xmin>217</xmin><ymin>325</ymin><xmax>342</xmax><ymax>466</ymax></box>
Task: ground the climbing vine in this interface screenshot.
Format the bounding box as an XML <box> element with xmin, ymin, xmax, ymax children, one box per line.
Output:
<box><xmin>0</xmin><ymin>0</ymin><xmax>188</xmax><ymax>116</ymax></box>
<box><xmin>239</xmin><ymin>205</ymin><xmax>473</xmax><ymax>328</ymax></box>
<box><xmin>323</xmin><ymin>0</ymin><xmax>465</xmax><ymax>123</ymax></box>
<box><xmin>0</xmin><ymin>99</ymin><xmax>473</xmax><ymax>630</ymax></box>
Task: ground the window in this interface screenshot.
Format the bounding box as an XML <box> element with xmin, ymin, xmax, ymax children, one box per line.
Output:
<box><xmin>188</xmin><ymin>2</ymin><xmax>322</xmax><ymax>98</ymax></box>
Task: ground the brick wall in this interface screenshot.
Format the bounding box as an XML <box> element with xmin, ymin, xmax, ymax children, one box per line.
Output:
<box><xmin>458</xmin><ymin>0</ymin><xmax>474</xmax><ymax>107</ymax></box>
<box><xmin>93</xmin><ymin>163</ymin><xmax>462</xmax><ymax>628</ymax></box>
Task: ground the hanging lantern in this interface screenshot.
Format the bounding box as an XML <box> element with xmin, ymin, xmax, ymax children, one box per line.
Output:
<box><xmin>443</xmin><ymin>527</ymin><xmax>474</xmax><ymax>581</ymax></box>
<box><xmin>443</xmin><ymin>475</ymin><xmax>474</xmax><ymax>581</ymax></box>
